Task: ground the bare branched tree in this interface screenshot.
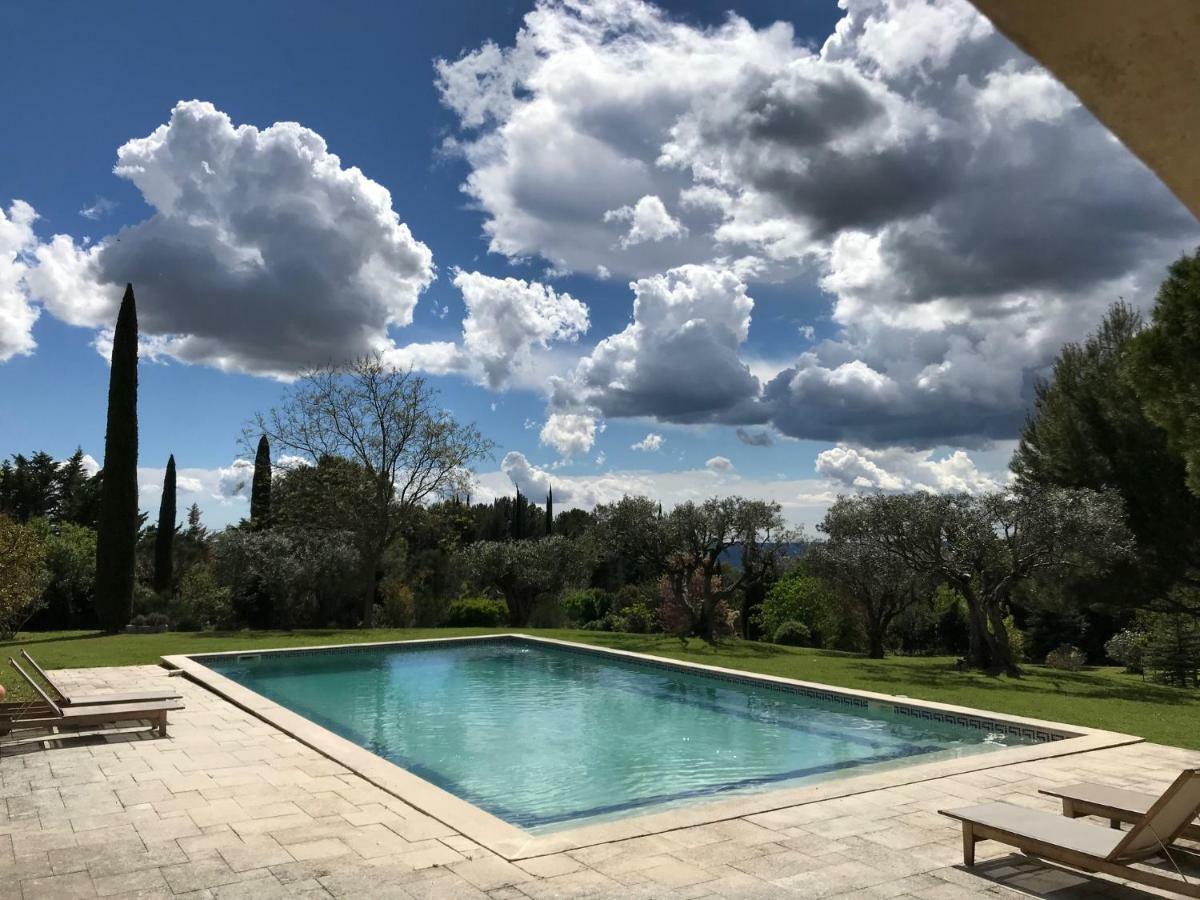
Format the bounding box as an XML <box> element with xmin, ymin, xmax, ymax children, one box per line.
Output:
<box><xmin>249</xmin><ymin>354</ymin><xmax>493</xmax><ymax>625</ymax></box>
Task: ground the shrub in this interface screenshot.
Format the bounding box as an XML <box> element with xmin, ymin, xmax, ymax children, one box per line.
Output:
<box><xmin>1004</xmin><ymin>615</ymin><xmax>1026</xmax><ymax>663</ymax></box>
<box><xmin>29</xmin><ymin>520</ymin><xmax>97</xmax><ymax>630</ymax></box>
<box><xmin>412</xmin><ymin>592</ymin><xmax>449</xmax><ymax>627</ymax></box>
<box><xmin>376</xmin><ymin>578</ymin><xmax>415</xmax><ymax>628</ymax></box>
<box><xmin>890</xmin><ymin>602</ymin><xmax>938</xmax><ymax>656</ymax></box>
<box><xmin>617</xmin><ymin>600</ymin><xmax>657</xmax><ymax>634</ymax></box>
<box><xmin>933</xmin><ymin>587</ymin><xmax>970</xmax><ymax>655</ymax></box>
<box><xmin>581</xmin><ymin>613</ymin><xmax>619</xmax><ymax>631</ymax></box>
<box><xmin>1025</xmin><ymin>609</ymin><xmax>1087</xmax><ymax>664</ymax></box>
<box><xmin>0</xmin><ymin>515</ymin><xmax>48</xmax><ymax>639</ymax></box>
<box><xmin>444</xmin><ymin>596</ymin><xmax>508</xmax><ymax>627</ymax></box>
<box><xmin>562</xmin><ymin>588</ymin><xmax>612</xmax><ymax>626</ymax></box>
<box><xmin>613</xmin><ymin>583</ymin><xmax>653</xmax><ymax>612</ymax></box>
<box><xmin>173</xmin><ymin>565</ymin><xmax>233</xmax><ymax>631</ymax></box>
<box><xmin>608</xmin><ymin>584</ymin><xmax>658</xmax><ymax>633</ymax></box>
<box><xmin>1045</xmin><ymin>644</ymin><xmax>1086</xmax><ymax>671</ymax></box>
<box><xmin>773</xmin><ymin>620</ymin><xmax>811</xmax><ymax>647</ymax></box>
<box><xmin>528</xmin><ymin>593</ymin><xmax>567</xmax><ymax>628</ymax></box>
<box><xmin>753</xmin><ymin>570</ymin><xmax>837</xmax><ymax>647</ymax></box>
<box><xmin>212</xmin><ymin>529</ymin><xmax>360</xmax><ymax>629</ymax></box>
<box><xmin>1144</xmin><ymin>613</ymin><xmax>1200</xmax><ymax>688</ymax></box>
<box><xmin>129</xmin><ymin>612</ymin><xmax>169</xmax><ymax>629</ymax></box>
<box><xmin>1105</xmin><ymin>628</ymin><xmax>1149</xmax><ymax>673</ymax></box>
<box><xmin>131</xmin><ymin>581</ymin><xmax>168</xmax><ymax>619</ymax></box>
<box><xmin>212</xmin><ymin>530</ymin><xmax>300</xmax><ymax>628</ymax></box>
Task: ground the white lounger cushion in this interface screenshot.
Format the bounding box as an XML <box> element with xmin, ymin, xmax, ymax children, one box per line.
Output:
<box><xmin>1045</xmin><ymin>783</ymin><xmax>1160</xmax><ymax>816</ymax></box>
<box><xmin>944</xmin><ymin>802</ymin><xmax>1126</xmax><ymax>858</ymax></box>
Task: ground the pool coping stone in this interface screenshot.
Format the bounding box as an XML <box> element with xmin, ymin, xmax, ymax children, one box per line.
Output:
<box><xmin>161</xmin><ymin>633</ymin><xmax>1141</xmax><ymax>861</ymax></box>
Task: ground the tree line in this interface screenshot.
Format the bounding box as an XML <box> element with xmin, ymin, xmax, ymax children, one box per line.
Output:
<box><xmin>2</xmin><ymin>253</ymin><xmax>1200</xmax><ymax>686</ymax></box>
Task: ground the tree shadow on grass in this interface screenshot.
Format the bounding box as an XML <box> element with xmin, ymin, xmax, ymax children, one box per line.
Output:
<box><xmin>185</xmin><ymin>630</ymin><xmax>335</xmax><ymax>640</ymax></box>
<box><xmin>842</xmin><ymin>657</ymin><xmax>1196</xmax><ymax>706</ymax></box>
<box><xmin>0</xmin><ymin>631</ymin><xmax>109</xmax><ymax>649</ymax></box>
<box><xmin>693</xmin><ymin>642</ymin><xmax>795</xmax><ymax>660</ymax></box>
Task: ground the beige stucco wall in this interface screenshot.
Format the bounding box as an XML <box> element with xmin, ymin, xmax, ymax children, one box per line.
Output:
<box><xmin>971</xmin><ymin>0</ymin><xmax>1200</xmax><ymax>222</ymax></box>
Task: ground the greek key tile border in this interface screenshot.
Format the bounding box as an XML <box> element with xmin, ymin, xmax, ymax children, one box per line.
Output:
<box><xmin>891</xmin><ymin>705</ymin><xmax>1066</xmax><ymax>741</ymax></box>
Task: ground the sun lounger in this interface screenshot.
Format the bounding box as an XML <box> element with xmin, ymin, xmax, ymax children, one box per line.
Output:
<box><xmin>941</xmin><ymin>769</ymin><xmax>1200</xmax><ymax>898</ymax></box>
<box><xmin>19</xmin><ymin>649</ymin><xmax>180</xmax><ymax>706</ymax></box>
<box><xmin>1041</xmin><ymin>780</ymin><xmax>1200</xmax><ymax>843</ymax></box>
<box><xmin>1</xmin><ymin>658</ymin><xmax>183</xmax><ymax>738</ymax></box>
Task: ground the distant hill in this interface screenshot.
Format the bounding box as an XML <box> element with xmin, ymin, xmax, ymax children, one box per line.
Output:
<box><xmin>718</xmin><ymin>540</ymin><xmax>810</xmax><ymax>569</ymax></box>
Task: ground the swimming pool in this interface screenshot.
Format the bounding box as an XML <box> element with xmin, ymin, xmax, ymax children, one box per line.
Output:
<box><xmin>202</xmin><ymin>637</ymin><xmax>1041</xmax><ymax>834</ymax></box>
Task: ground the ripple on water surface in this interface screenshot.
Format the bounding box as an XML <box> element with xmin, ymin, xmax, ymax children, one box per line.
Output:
<box><xmin>208</xmin><ymin>641</ymin><xmax>1033</xmax><ymax>832</ymax></box>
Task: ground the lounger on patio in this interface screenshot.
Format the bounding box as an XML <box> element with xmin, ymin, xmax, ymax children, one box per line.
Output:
<box><xmin>941</xmin><ymin>769</ymin><xmax>1200</xmax><ymax>898</ymax></box>
<box><xmin>1</xmin><ymin>658</ymin><xmax>183</xmax><ymax>739</ymax></box>
<box><xmin>1041</xmin><ymin>780</ymin><xmax>1200</xmax><ymax>843</ymax></box>
<box><xmin>19</xmin><ymin>649</ymin><xmax>181</xmax><ymax>707</ymax></box>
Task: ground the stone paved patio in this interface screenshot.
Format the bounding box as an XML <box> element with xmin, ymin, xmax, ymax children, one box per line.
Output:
<box><xmin>2</xmin><ymin>665</ymin><xmax>1197</xmax><ymax>899</ymax></box>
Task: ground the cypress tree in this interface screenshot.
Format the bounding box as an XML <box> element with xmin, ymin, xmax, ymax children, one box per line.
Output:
<box><xmin>513</xmin><ymin>488</ymin><xmax>523</xmax><ymax>539</ymax></box>
<box><xmin>153</xmin><ymin>454</ymin><xmax>176</xmax><ymax>593</ymax></box>
<box><xmin>250</xmin><ymin>434</ymin><xmax>272</xmax><ymax>528</ymax></box>
<box><xmin>95</xmin><ymin>284</ymin><xmax>139</xmax><ymax>631</ymax></box>
<box><xmin>545</xmin><ymin>487</ymin><xmax>553</xmax><ymax>535</ymax></box>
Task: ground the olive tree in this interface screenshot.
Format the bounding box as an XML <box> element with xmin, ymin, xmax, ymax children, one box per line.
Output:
<box><xmin>459</xmin><ymin>535</ymin><xmax>583</xmax><ymax>626</ymax></box>
<box><xmin>848</xmin><ymin>488</ymin><xmax>1131</xmax><ymax>674</ymax></box>
<box><xmin>251</xmin><ymin>355</ymin><xmax>492</xmax><ymax>625</ymax></box>
<box><xmin>588</xmin><ymin>496</ymin><xmax>669</xmax><ymax>590</ymax></box>
<box><xmin>660</xmin><ymin>497</ymin><xmax>791</xmax><ymax>642</ymax></box>
<box><xmin>809</xmin><ymin>499</ymin><xmax>929</xmax><ymax>658</ymax></box>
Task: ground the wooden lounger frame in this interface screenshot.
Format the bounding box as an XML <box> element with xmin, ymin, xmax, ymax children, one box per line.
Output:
<box><xmin>20</xmin><ymin>649</ymin><xmax>180</xmax><ymax>706</ymax></box>
<box><xmin>1040</xmin><ymin>783</ymin><xmax>1200</xmax><ymax>843</ymax></box>
<box><xmin>944</xmin><ymin>770</ymin><xmax>1200</xmax><ymax>899</ymax></box>
<box><xmin>1</xmin><ymin>658</ymin><xmax>179</xmax><ymax>739</ymax></box>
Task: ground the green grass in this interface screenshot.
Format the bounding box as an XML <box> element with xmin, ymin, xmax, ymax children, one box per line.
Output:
<box><xmin>3</xmin><ymin>628</ymin><xmax>1197</xmax><ymax>750</ymax></box>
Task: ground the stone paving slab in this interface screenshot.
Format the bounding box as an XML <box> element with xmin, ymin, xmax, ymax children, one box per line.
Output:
<box><xmin>2</xmin><ymin>664</ymin><xmax>1197</xmax><ymax>899</ymax></box>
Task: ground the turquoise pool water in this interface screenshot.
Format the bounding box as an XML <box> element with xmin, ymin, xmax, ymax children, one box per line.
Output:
<box><xmin>204</xmin><ymin>639</ymin><xmax>1037</xmax><ymax>833</ymax></box>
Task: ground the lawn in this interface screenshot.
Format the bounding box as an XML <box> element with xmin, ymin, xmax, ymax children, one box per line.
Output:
<box><xmin>2</xmin><ymin>628</ymin><xmax>1197</xmax><ymax>750</ymax></box>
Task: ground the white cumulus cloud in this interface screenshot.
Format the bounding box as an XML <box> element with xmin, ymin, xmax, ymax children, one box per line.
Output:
<box><xmin>631</xmin><ymin>432</ymin><xmax>663</xmax><ymax>452</ymax></box>
<box><xmin>487</xmin><ymin>451</ymin><xmax>830</xmax><ymax>525</ymax></box>
<box><xmin>604</xmin><ymin>195</ymin><xmax>686</xmax><ymax>248</ymax></box>
<box><xmin>215</xmin><ymin>458</ymin><xmax>255</xmax><ymax>499</ymax></box>
<box><xmin>552</xmin><ymin>263</ymin><xmax>760</xmax><ymax>425</ymax></box>
<box><xmin>438</xmin><ymin>0</ymin><xmax>1198</xmax><ymax>446</ymax></box>
<box><xmin>706</xmin><ymin>455</ymin><xmax>734</xmax><ymax>474</ymax></box>
<box><xmin>389</xmin><ymin>270</ymin><xmax>588</xmax><ymax>390</ymax></box>
<box><xmin>21</xmin><ymin>100</ymin><xmax>435</xmax><ymax>378</ymax></box>
<box><xmin>815</xmin><ymin>444</ymin><xmax>1002</xmax><ymax>494</ymax></box>
<box><xmin>78</xmin><ymin>197</ymin><xmax>117</xmax><ymax>221</ymax></box>
<box><xmin>0</xmin><ymin>201</ymin><xmax>41</xmax><ymax>362</ymax></box>
<box><xmin>539</xmin><ymin>412</ymin><xmax>600</xmax><ymax>457</ymax></box>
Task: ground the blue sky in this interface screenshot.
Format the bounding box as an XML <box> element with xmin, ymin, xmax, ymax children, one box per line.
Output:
<box><xmin>2</xmin><ymin>0</ymin><xmax>1195</xmax><ymax>528</ymax></box>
